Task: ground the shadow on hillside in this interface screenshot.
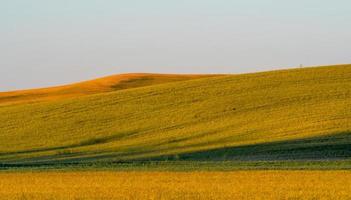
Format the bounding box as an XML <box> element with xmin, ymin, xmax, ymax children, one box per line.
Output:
<box><xmin>149</xmin><ymin>131</ymin><xmax>351</xmax><ymax>161</ymax></box>
<box><xmin>1</xmin><ymin>131</ymin><xmax>351</xmax><ymax>167</ymax></box>
<box><xmin>111</xmin><ymin>77</ymin><xmax>153</xmax><ymax>90</ymax></box>
<box><xmin>0</xmin><ymin>130</ymin><xmax>140</xmax><ymax>157</ymax></box>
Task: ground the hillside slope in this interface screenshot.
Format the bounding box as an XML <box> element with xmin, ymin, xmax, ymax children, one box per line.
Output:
<box><xmin>0</xmin><ymin>65</ymin><xmax>350</xmax><ymax>164</ymax></box>
<box><xmin>0</xmin><ymin>73</ymin><xmax>214</xmax><ymax>105</ymax></box>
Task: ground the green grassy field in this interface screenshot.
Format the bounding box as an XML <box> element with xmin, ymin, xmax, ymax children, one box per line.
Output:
<box><xmin>0</xmin><ymin>65</ymin><xmax>350</xmax><ymax>168</ymax></box>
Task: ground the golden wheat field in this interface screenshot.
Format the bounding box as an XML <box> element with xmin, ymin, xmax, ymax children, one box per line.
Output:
<box><xmin>0</xmin><ymin>171</ymin><xmax>350</xmax><ymax>200</ymax></box>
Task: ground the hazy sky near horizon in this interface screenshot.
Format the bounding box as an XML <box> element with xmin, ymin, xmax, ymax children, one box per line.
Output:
<box><xmin>1</xmin><ymin>0</ymin><xmax>351</xmax><ymax>91</ymax></box>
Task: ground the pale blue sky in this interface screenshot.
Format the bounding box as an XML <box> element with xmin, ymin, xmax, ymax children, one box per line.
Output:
<box><xmin>1</xmin><ymin>0</ymin><xmax>351</xmax><ymax>91</ymax></box>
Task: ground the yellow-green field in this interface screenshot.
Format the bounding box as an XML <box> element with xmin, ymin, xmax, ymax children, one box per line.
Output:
<box><xmin>0</xmin><ymin>65</ymin><xmax>350</xmax><ymax>165</ymax></box>
<box><xmin>0</xmin><ymin>73</ymin><xmax>213</xmax><ymax>105</ymax></box>
<box><xmin>1</xmin><ymin>171</ymin><xmax>350</xmax><ymax>200</ymax></box>
<box><xmin>1</xmin><ymin>65</ymin><xmax>351</xmax><ymax>200</ymax></box>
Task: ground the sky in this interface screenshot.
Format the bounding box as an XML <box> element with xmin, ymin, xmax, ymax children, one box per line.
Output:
<box><xmin>1</xmin><ymin>0</ymin><xmax>351</xmax><ymax>91</ymax></box>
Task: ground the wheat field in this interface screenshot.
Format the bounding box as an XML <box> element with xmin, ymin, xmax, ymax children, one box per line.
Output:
<box><xmin>1</xmin><ymin>65</ymin><xmax>351</xmax><ymax>199</ymax></box>
<box><xmin>0</xmin><ymin>171</ymin><xmax>350</xmax><ymax>200</ymax></box>
<box><xmin>1</xmin><ymin>65</ymin><xmax>351</xmax><ymax>164</ymax></box>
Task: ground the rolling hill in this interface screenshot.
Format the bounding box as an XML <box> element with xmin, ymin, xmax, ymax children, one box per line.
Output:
<box><xmin>0</xmin><ymin>65</ymin><xmax>350</xmax><ymax>165</ymax></box>
<box><xmin>0</xmin><ymin>73</ymin><xmax>214</xmax><ymax>105</ymax></box>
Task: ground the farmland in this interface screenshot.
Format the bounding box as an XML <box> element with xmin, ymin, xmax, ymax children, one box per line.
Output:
<box><xmin>1</xmin><ymin>171</ymin><xmax>351</xmax><ymax>200</ymax></box>
<box><xmin>1</xmin><ymin>65</ymin><xmax>351</xmax><ymax>199</ymax></box>
<box><xmin>1</xmin><ymin>65</ymin><xmax>351</xmax><ymax>165</ymax></box>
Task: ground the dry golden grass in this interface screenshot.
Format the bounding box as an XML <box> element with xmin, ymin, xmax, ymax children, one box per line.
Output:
<box><xmin>0</xmin><ymin>73</ymin><xmax>213</xmax><ymax>105</ymax></box>
<box><xmin>1</xmin><ymin>171</ymin><xmax>350</xmax><ymax>200</ymax></box>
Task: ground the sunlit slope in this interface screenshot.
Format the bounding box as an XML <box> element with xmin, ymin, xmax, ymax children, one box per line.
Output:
<box><xmin>0</xmin><ymin>73</ymin><xmax>212</xmax><ymax>105</ymax></box>
<box><xmin>0</xmin><ymin>65</ymin><xmax>350</xmax><ymax>164</ymax></box>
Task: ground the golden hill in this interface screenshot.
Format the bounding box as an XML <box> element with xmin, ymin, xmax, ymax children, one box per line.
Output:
<box><xmin>0</xmin><ymin>65</ymin><xmax>350</xmax><ymax>165</ymax></box>
<box><xmin>0</xmin><ymin>73</ymin><xmax>215</xmax><ymax>105</ymax></box>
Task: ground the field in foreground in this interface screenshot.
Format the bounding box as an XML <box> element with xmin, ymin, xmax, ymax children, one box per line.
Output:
<box><xmin>1</xmin><ymin>171</ymin><xmax>350</xmax><ymax>200</ymax></box>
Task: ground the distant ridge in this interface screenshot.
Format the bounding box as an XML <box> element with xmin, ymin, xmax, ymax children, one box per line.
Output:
<box><xmin>0</xmin><ymin>73</ymin><xmax>216</xmax><ymax>105</ymax></box>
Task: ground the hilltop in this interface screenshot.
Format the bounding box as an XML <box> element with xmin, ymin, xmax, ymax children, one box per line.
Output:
<box><xmin>0</xmin><ymin>73</ymin><xmax>215</xmax><ymax>105</ymax></box>
<box><xmin>0</xmin><ymin>65</ymin><xmax>350</xmax><ymax>165</ymax></box>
